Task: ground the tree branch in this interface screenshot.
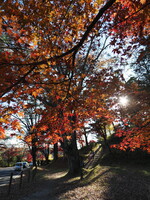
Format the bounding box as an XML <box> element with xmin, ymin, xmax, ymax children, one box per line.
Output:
<box><xmin>1</xmin><ymin>0</ymin><xmax>116</xmax><ymax>67</ymax></box>
<box><xmin>0</xmin><ymin>0</ymin><xmax>116</xmax><ymax>97</ymax></box>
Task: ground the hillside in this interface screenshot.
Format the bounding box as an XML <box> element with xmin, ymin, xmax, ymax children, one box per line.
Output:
<box><xmin>1</xmin><ymin>146</ymin><xmax>150</xmax><ymax>200</ymax></box>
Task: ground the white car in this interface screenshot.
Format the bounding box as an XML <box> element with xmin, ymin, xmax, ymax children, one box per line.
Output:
<box><xmin>14</xmin><ymin>162</ymin><xmax>23</xmax><ymax>171</ymax></box>
<box><xmin>22</xmin><ymin>162</ymin><xmax>30</xmax><ymax>169</ymax></box>
<box><xmin>29</xmin><ymin>162</ymin><xmax>33</xmax><ymax>167</ymax></box>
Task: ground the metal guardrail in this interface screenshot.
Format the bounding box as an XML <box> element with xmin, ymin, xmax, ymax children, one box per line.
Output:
<box><xmin>9</xmin><ymin>167</ymin><xmax>37</xmax><ymax>194</ymax></box>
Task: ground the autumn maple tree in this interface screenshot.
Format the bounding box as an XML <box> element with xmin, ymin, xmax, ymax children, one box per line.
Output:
<box><xmin>8</xmin><ymin>97</ymin><xmax>51</xmax><ymax>166</ymax></box>
<box><xmin>111</xmin><ymin>62</ymin><xmax>150</xmax><ymax>153</ymax></box>
<box><xmin>0</xmin><ymin>0</ymin><xmax>150</xmax><ymax>175</ymax></box>
<box><xmin>1</xmin><ymin>145</ymin><xmax>19</xmax><ymax>167</ymax></box>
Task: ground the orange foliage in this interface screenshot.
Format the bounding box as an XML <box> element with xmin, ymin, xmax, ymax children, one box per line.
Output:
<box><xmin>112</xmin><ymin>86</ymin><xmax>150</xmax><ymax>153</ymax></box>
<box><xmin>0</xmin><ymin>0</ymin><xmax>149</xmax><ymax>153</ymax></box>
<box><xmin>0</xmin><ymin>127</ymin><xmax>5</xmax><ymax>139</ymax></box>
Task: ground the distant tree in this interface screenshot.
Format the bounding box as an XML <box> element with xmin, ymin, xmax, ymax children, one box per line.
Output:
<box><xmin>112</xmin><ymin>80</ymin><xmax>150</xmax><ymax>153</ymax></box>
<box><xmin>133</xmin><ymin>35</ymin><xmax>150</xmax><ymax>91</ymax></box>
<box><xmin>90</xmin><ymin>117</ymin><xmax>113</xmax><ymax>152</ymax></box>
<box><xmin>9</xmin><ymin>97</ymin><xmax>45</xmax><ymax>166</ymax></box>
<box><xmin>1</xmin><ymin>146</ymin><xmax>18</xmax><ymax>166</ymax></box>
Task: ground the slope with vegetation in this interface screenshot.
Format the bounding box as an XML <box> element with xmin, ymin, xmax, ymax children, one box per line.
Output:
<box><xmin>2</xmin><ymin>143</ymin><xmax>149</xmax><ymax>200</ymax></box>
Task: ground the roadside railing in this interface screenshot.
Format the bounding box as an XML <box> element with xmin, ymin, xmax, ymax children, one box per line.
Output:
<box><xmin>0</xmin><ymin>167</ymin><xmax>37</xmax><ymax>198</ymax></box>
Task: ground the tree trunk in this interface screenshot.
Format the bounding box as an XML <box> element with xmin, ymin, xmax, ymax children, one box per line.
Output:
<box><xmin>54</xmin><ymin>143</ymin><xmax>58</xmax><ymax>160</ymax></box>
<box><xmin>61</xmin><ymin>131</ymin><xmax>81</xmax><ymax>176</ymax></box>
<box><xmin>32</xmin><ymin>139</ymin><xmax>37</xmax><ymax>166</ymax></box>
<box><xmin>103</xmin><ymin>134</ymin><xmax>112</xmax><ymax>153</ymax></box>
<box><xmin>84</xmin><ymin>132</ymin><xmax>89</xmax><ymax>146</ymax></box>
<box><xmin>67</xmin><ymin>147</ymin><xmax>80</xmax><ymax>176</ymax></box>
<box><xmin>39</xmin><ymin>144</ymin><xmax>50</xmax><ymax>164</ymax></box>
<box><xmin>45</xmin><ymin>146</ymin><xmax>49</xmax><ymax>163</ymax></box>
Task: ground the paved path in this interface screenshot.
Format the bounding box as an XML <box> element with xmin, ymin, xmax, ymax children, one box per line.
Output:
<box><xmin>20</xmin><ymin>171</ymin><xmax>66</xmax><ymax>200</ymax></box>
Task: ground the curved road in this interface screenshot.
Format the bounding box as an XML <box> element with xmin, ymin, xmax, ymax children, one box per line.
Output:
<box><xmin>0</xmin><ymin>167</ymin><xmax>21</xmax><ymax>186</ymax></box>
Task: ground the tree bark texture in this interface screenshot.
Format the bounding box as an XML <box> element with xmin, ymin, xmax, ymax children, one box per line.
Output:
<box><xmin>61</xmin><ymin>131</ymin><xmax>81</xmax><ymax>176</ymax></box>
